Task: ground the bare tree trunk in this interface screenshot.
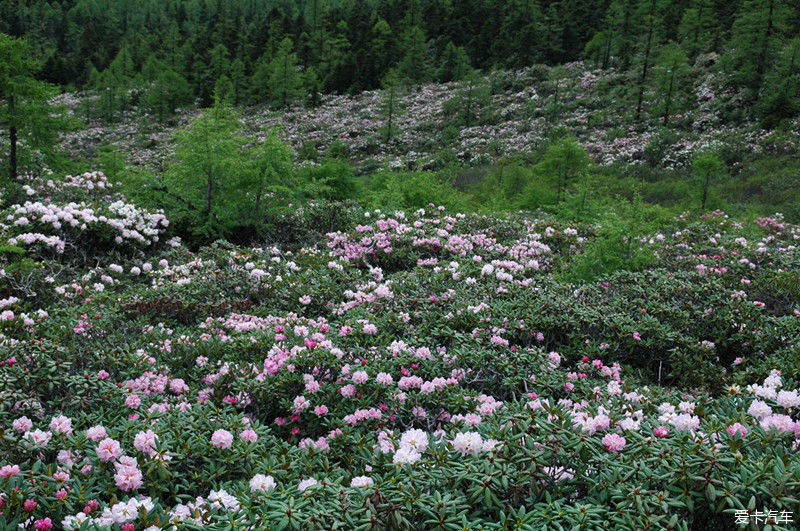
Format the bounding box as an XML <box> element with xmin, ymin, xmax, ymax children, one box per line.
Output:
<box><xmin>9</xmin><ymin>95</ymin><xmax>17</xmax><ymax>180</ymax></box>
<box><xmin>635</xmin><ymin>0</ymin><xmax>657</xmax><ymax>121</ymax></box>
<box><xmin>663</xmin><ymin>62</ymin><xmax>676</xmax><ymax>125</ymax></box>
<box><xmin>755</xmin><ymin>0</ymin><xmax>775</xmax><ymax>90</ymax></box>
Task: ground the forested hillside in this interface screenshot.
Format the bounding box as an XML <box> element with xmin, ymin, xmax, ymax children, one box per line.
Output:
<box><xmin>2</xmin><ymin>0</ymin><xmax>799</xmax><ymax>119</ymax></box>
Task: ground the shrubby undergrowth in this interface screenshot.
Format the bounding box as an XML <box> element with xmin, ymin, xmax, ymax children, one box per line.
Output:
<box><xmin>0</xmin><ymin>172</ymin><xmax>799</xmax><ymax>530</ymax></box>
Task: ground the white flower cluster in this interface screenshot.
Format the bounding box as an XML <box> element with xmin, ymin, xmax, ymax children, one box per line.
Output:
<box><xmin>392</xmin><ymin>428</ymin><xmax>429</xmax><ymax>465</ymax></box>
<box><xmin>63</xmin><ymin>497</ymin><xmax>154</xmax><ymax>530</ymax></box>
<box><xmin>3</xmin><ymin>172</ymin><xmax>170</xmax><ymax>252</ymax></box>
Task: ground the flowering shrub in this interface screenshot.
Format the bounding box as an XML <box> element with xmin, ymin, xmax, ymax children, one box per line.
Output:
<box><xmin>0</xmin><ymin>178</ymin><xmax>798</xmax><ymax>529</ymax></box>
<box><xmin>1</xmin><ymin>172</ymin><xmax>170</xmax><ymax>260</ymax></box>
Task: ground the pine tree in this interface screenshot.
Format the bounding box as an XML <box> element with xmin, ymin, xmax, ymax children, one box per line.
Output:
<box><xmin>229</xmin><ymin>58</ymin><xmax>247</xmax><ymax>105</ymax></box>
<box><xmin>245</xmin><ymin>130</ymin><xmax>294</xmax><ymax>221</ymax></box>
<box><xmin>370</xmin><ymin>19</ymin><xmax>395</xmax><ymax>82</ymax></box>
<box><xmin>397</xmin><ymin>26</ymin><xmax>430</xmax><ymax>84</ymax></box>
<box><xmin>165</xmin><ymin>104</ymin><xmax>246</xmax><ymax>239</ymax></box>
<box><xmin>442</xmin><ymin>68</ymin><xmax>491</xmax><ymax>128</ymax></box>
<box><xmin>437</xmin><ymin>41</ymin><xmax>470</xmax><ymax>82</ymax></box>
<box><xmin>634</xmin><ymin>0</ymin><xmax>664</xmax><ymax>121</ymax></box>
<box><xmin>267</xmin><ymin>38</ymin><xmax>303</xmax><ymax>108</ymax></box>
<box><xmin>492</xmin><ymin>0</ymin><xmax>544</xmax><ymax>68</ymax></box>
<box><xmin>677</xmin><ymin>0</ymin><xmax>717</xmax><ymax>59</ymax></box>
<box><xmin>213</xmin><ymin>74</ymin><xmax>234</xmax><ymax>106</ymax></box>
<box><xmin>693</xmin><ymin>151</ymin><xmax>725</xmax><ymax>211</ymax></box>
<box><xmin>379</xmin><ymin>69</ymin><xmax>404</xmax><ymax>143</ymax></box>
<box><xmin>145</xmin><ymin>68</ymin><xmax>192</xmax><ymax>122</ymax></box>
<box><xmin>652</xmin><ymin>43</ymin><xmax>691</xmax><ymax>125</ymax></box>
<box><xmin>536</xmin><ymin>137</ymin><xmax>592</xmax><ymax>204</ymax></box>
<box><xmin>758</xmin><ymin>38</ymin><xmax>800</xmax><ymax>127</ymax></box>
<box><xmin>0</xmin><ymin>33</ymin><xmax>63</xmax><ymax>180</ymax></box>
<box><xmin>304</xmin><ymin>66</ymin><xmax>323</xmax><ymax>108</ymax></box>
<box><xmin>724</xmin><ymin>0</ymin><xmax>790</xmax><ymax>92</ymax></box>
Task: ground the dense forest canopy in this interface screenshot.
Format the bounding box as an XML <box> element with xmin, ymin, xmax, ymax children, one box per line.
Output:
<box><xmin>1</xmin><ymin>0</ymin><xmax>798</xmax><ymax>107</ymax></box>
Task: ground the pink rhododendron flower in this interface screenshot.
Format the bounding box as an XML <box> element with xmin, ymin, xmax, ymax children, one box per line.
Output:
<box><xmin>0</xmin><ymin>465</ymin><xmax>21</xmax><ymax>478</ymax></box>
<box><xmin>97</xmin><ymin>438</ymin><xmax>123</xmax><ymax>461</ymax></box>
<box><xmin>13</xmin><ymin>416</ymin><xmax>33</xmax><ymax>433</ymax></box>
<box><xmin>240</xmin><ymin>429</ymin><xmax>258</xmax><ymax>442</ymax></box>
<box><xmin>86</xmin><ymin>425</ymin><xmax>108</xmax><ymax>442</ymax></box>
<box><xmin>114</xmin><ymin>464</ymin><xmax>143</xmax><ymax>491</ymax></box>
<box><xmin>211</xmin><ymin>429</ymin><xmax>234</xmax><ymax>449</ymax></box>
<box><xmin>34</xmin><ymin>518</ymin><xmax>53</xmax><ymax>530</ymax></box>
<box><xmin>602</xmin><ymin>433</ymin><xmax>626</xmax><ymax>452</ymax></box>
<box><xmin>133</xmin><ymin>430</ymin><xmax>158</xmax><ymax>456</ymax></box>
<box><xmin>727</xmin><ymin>423</ymin><xmax>748</xmax><ymax>437</ymax></box>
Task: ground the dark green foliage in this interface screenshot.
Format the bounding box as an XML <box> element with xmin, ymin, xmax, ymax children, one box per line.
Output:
<box><xmin>0</xmin><ymin>0</ymin><xmax>795</xmax><ymax>123</ymax></box>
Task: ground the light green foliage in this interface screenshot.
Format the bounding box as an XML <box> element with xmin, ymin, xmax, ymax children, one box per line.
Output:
<box><xmin>252</xmin><ymin>38</ymin><xmax>303</xmax><ymax>108</ymax></box>
<box><xmin>652</xmin><ymin>42</ymin><xmax>691</xmax><ymax>125</ymax></box>
<box><xmin>676</xmin><ymin>0</ymin><xmax>717</xmax><ymax>58</ymax></box>
<box><xmin>296</xmin><ymin>159</ymin><xmax>358</xmax><ymax>202</ymax></box>
<box><xmin>165</xmin><ymin>105</ymin><xmax>247</xmax><ymax>240</ymax></box>
<box><xmin>244</xmin><ymin>130</ymin><xmax>296</xmax><ymax>219</ymax></box>
<box><xmin>758</xmin><ymin>38</ymin><xmax>800</xmax><ymax>128</ymax></box>
<box><xmin>145</xmin><ymin>68</ymin><xmax>192</xmax><ymax>122</ymax></box>
<box><xmin>437</xmin><ymin>41</ymin><xmax>470</xmax><ymax>82</ymax></box>
<box><xmin>723</xmin><ymin>0</ymin><xmax>792</xmax><ymax>92</ymax></box>
<box><xmin>535</xmin><ymin>137</ymin><xmax>592</xmax><ymax>204</ymax></box>
<box><xmin>441</xmin><ymin>68</ymin><xmax>492</xmax><ymax>128</ymax></box>
<box><xmin>693</xmin><ymin>150</ymin><xmax>726</xmax><ymax>211</ymax></box>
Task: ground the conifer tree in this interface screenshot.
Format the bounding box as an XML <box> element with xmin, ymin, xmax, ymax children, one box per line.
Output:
<box><xmin>0</xmin><ymin>33</ymin><xmax>62</xmax><ymax>180</ymax></box>
<box><xmin>397</xmin><ymin>26</ymin><xmax>430</xmax><ymax>84</ymax></box>
<box><xmin>267</xmin><ymin>37</ymin><xmax>303</xmax><ymax>108</ymax></box>
<box><xmin>379</xmin><ymin>69</ymin><xmax>404</xmax><ymax>143</ymax></box>
<box><xmin>652</xmin><ymin>43</ymin><xmax>691</xmax><ymax>125</ymax></box>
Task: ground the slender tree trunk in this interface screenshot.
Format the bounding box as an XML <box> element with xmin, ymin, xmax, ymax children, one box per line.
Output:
<box><xmin>203</xmin><ymin>126</ymin><xmax>212</xmax><ymax>220</ymax></box>
<box><xmin>692</xmin><ymin>3</ymin><xmax>703</xmax><ymax>59</ymax></box>
<box><xmin>635</xmin><ymin>0</ymin><xmax>656</xmax><ymax>121</ymax></box>
<box><xmin>620</xmin><ymin>0</ymin><xmax>634</xmax><ymax>70</ymax></box>
<box><xmin>282</xmin><ymin>53</ymin><xmax>288</xmax><ymax>108</ymax></box>
<box><xmin>386</xmin><ymin>86</ymin><xmax>394</xmax><ymax>142</ymax></box>
<box><xmin>701</xmin><ymin>172</ymin><xmax>710</xmax><ymax>210</ymax></box>
<box><xmin>465</xmin><ymin>83</ymin><xmax>473</xmax><ymax>127</ymax></box>
<box><xmin>602</xmin><ymin>32</ymin><xmax>612</xmax><ymax>69</ymax></box>
<box><xmin>556</xmin><ymin>165</ymin><xmax>564</xmax><ymax>203</ymax></box>
<box><xmin>663</xmin><ymin>63</ymin><xmax>676</xmax><ymax>125</ymax></box>
<box><xmin>9</xmin><ymin>95</ymin><xmax>17</xmax><ymax>180</ymax></box>
<box><xmin>755</xmin><ymin>0</ymin><xmax>775</xmax><ymax>90</ymax></box>
<box><xmin>256</xmin><ymin>172</ymin><xmax>263</xmax><ymax>218</ymax></box>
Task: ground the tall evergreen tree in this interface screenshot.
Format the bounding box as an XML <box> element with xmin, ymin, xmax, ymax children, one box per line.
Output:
<box><xmin>724</xmin><ymin>0</ymin><xmax>790</xmax><ymax>92</ymax></box>
<box><xmin>379</xmin><ymin>69</ymin><xmax>404</xmax><ymax>143</ymax></box>
<box><xmin>652</xmin><ymin>43</ymin><xmax>692</xmax><ymax>125</ymax></box>
<box><xmin>0</xmin><ymin>33</ymin><xmax>63</xmax><ymax>180</ymax></box>
<box><xmin>437</xmin><ymin>41</ymin><xmax>470</xmax><ymax>82</ymax></box>
<box><xmin>397</xmin><ymin>25</ymin><xmax>430</xmax><ymax>85</ymax></box>
<box><xmin>165</xmin><ymin>104</ymin><xmax>245</xmax><ymax>239</ymax></box>
<box><xmin>758</xmin><ymin>37</ymin><xmax>800</xmax><ymax>127</ymax></box>
<box><xmin>634</xmin><ymin>0</ymin><xmax>664</xmax><ymax>121</ymax></box>
<box><xmin>677</xmin><ymin>0</ymin><xmax>718</xmax><ymax>58</ymax></box>
<box><xmin>442</xmin><ymin>67</ymin><xmax>491</xmax><ymax>128</ymax></box>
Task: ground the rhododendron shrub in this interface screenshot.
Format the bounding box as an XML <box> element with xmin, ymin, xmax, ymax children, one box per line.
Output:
<box><xmin>0</xmin><ymin>180</ymin><xmax>798</xmax><ymax>529</ymax></box>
